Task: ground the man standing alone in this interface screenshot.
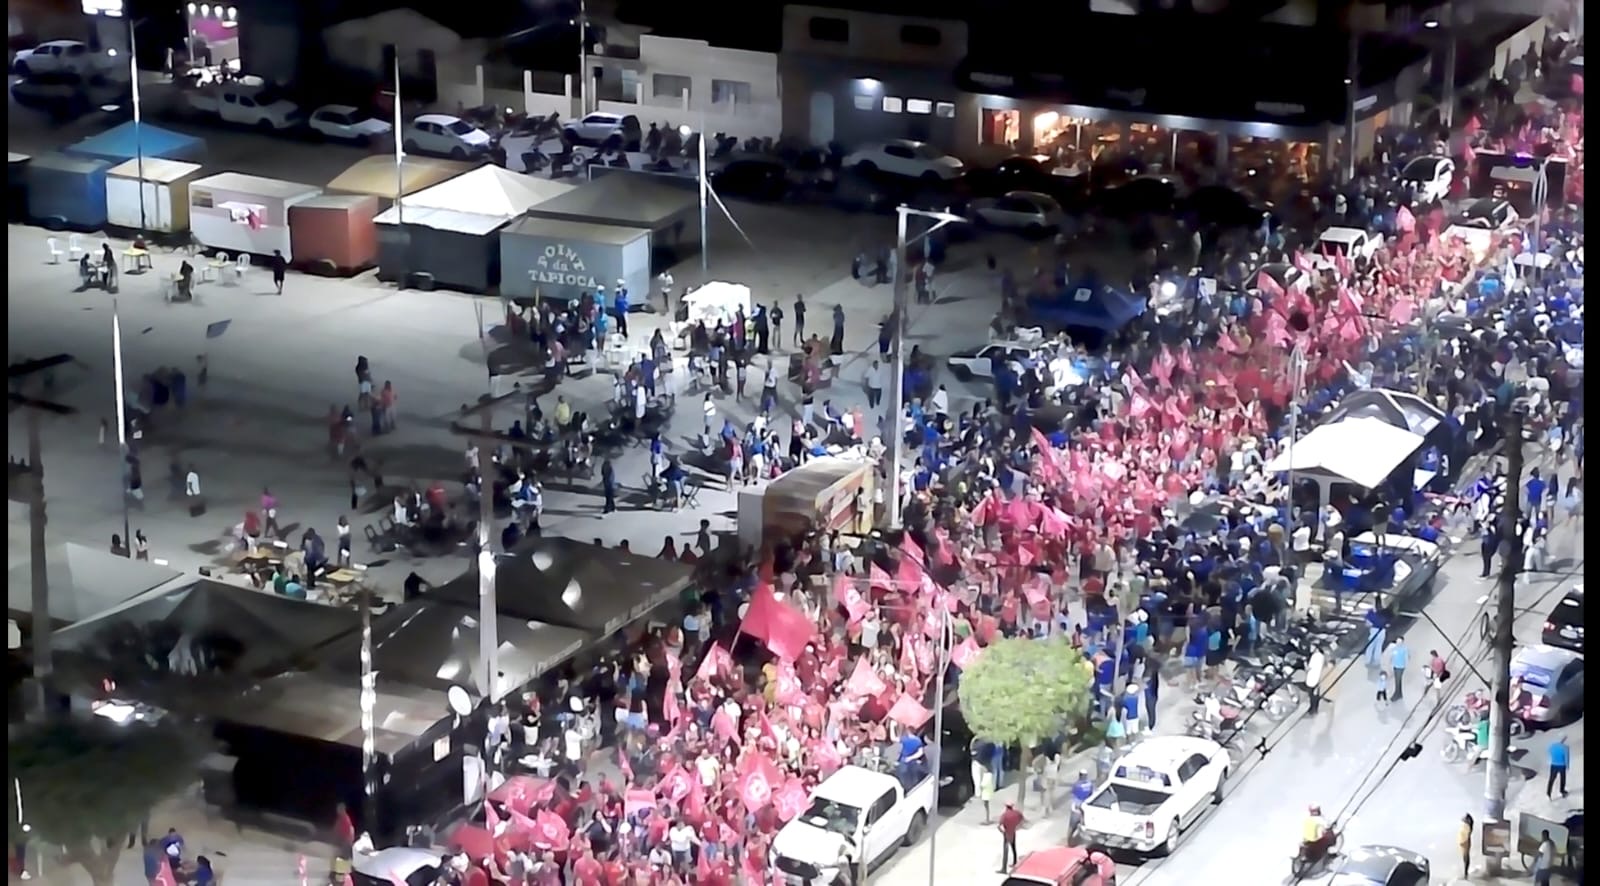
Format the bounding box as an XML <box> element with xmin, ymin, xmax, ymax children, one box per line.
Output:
<box><xmin>793</xmin><ymin>294</ymin><xmax>807</xmax><ymax>347</ymax></box>
<box><xmin>1547</xmin><ymin>735</ymin><xmax>1570</xmax><ymax>798</ymax></box>
<box><xmin>997</xmin><ymin>802</ymin><xmax>1023</xmax><ymax>873</ymax></box>
<box><xmin>1388</xmin><ymin>637</ymin><xmax>1409</xmax><ymax>701</ymax></box>
<box><xmin>270</xmin><ymin>249</ymin><xmax>287</xmax><ymax>295</ymax></box>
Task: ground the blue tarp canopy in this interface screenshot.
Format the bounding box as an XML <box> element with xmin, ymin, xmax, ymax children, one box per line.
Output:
<box><xmin>1026</xmin><ymin>280</ymin><xmax>1148</xmax><ymax>332</ymax></box>
<box><xmin>65</xmin><ymin>121</ymin><xmax>205</xmax><ymax>164</ymax></box>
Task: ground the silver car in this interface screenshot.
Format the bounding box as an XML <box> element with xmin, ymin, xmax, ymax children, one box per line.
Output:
<box><xmin>1512</xmin><ymin>644</ymin><xmax>1585</xmax><ymax>723</ymax></box>
<box><xmin>969</xmin><ymin>191</ymin><xmax>1064</xmax><ymax>236</ymax></box>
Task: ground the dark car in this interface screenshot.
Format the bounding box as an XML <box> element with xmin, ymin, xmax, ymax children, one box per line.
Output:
<box><xmin>967</xmin><ymin>155</ymin><xmax>1087</xmax><ymax>205</ymax></box>
<box><xmin>1541</xmin><ymin>586</ymin><xmax>1584</xmax><ymax>654</ymax></box>
<box><xmin>1457</xmin><ymin>197</ymin><xmax>1519</xmax><ymax>231</ymax></box>
<box><xmin>710</xmin><ymin>157</ymin><xmax>789</xmax><ymax>201</ymax></box>
<box><xmin>1095</xmin><ymin>175</ymin><xmax>1178</xmax><ymax>218</ymax></box>
<box><xmin>1328</xmin><ymin>845</ymin><xmax>1430</xmax><ymax>886</ymax></box>
<box><xmin>1181</xmin><ymin>185</ymin><xmax>1273</xmax><ymax>230</ymax></box>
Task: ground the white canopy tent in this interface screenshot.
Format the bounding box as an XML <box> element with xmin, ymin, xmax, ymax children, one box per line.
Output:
<box><xmin>1265</xmin><ymin>416</ymin><xmax>1427</xmax><ymax>489</ymax></box>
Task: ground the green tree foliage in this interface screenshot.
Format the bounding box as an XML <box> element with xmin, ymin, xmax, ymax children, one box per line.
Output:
<box><xmin>958</xmin><ymin>637</ymin><xmax>1093</xmax><ymax>803</ymax></box>
<box><xmin>8</xmin><ymin>717</ymin><xmax>203</xmax><ymax>886</ymax></box>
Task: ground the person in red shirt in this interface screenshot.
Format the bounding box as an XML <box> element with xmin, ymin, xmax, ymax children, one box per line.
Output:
<box><xmin>332</xmin><ymin>802</ymin><xmax>356</xmax><ymax>857</ymax></box>
<box><xmin>997</xmin><ymin>802</ymin><xmax>1024</xmax><ymax>872</ymax></box>
<box><xmin>572</xmin><ymin>852</ymin><xmax>604</xmax><ymax>886</ymax></box>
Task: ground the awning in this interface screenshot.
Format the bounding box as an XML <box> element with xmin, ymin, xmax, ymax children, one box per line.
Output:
<box><xmin>1323</xmin><ymin>388</ymin><xmax>1446</xmax><ymax>438</ymax></box>
<box><xmin>1264</xmin><ymin>416</ymin><xmax>1427</xmax><ymax>489</ymax></box>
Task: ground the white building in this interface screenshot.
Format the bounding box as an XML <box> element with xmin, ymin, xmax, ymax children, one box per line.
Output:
<box><xmin>591</xmin><ymin>16</ymin><xmax>783</xmax><ymax>141</ymax></box>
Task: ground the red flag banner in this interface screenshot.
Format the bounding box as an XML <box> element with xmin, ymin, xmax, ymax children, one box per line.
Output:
<box><xmin>869</xmin><ymin>562</ymin><xmax>893</xmax><ymax>590</ymax></box>
<box><xmin>697</xmin><ymin>643</ymin><xmax>734</xmax><ymax>682</ymax></box>
<box><xmin>887</xmin><ymin>694</ymin><xmax>933</xmax><ymax>729</ymax></box>
<box><xmin>625</xmin><ymin>788</ymin><xmax>656</xmax><ymax>817</ymax></box>
<box><xmin>773</xmin><ymin>661</ymin><xmax>806</xmax><ymax>706</ymax></box>
<box><xmin>1388</xmin><ymin>298</ymin><xmax>1415</xmax><ymax>325</ymax></box>
<box><xmin>1255</xmin><ymin>268</ymin><xmax>1286</xmax><ymax>302</ymax></box>
<box><xmin>951</xmin><ymin>636</ymin><xmax>983</xmax><ymax>669</ymax></box>
<box><xmin>845</xmin><ymin>658</ymin><xmax>888</xmax><ymax>699</ymax></box>
<box><xmin>1218</xmin><ymin>331</ymin><xmax>1244</xmax><ymax>354</ymax></box>
<box><xmin>832</xmin><ymin>573</ymin><xmax>870</xmax><ymax>623</ymax></box>
<box><xmin>737</xmin><ymin>753</ymin><xmax>783</xmax><ymax>813</ymax></box>
<box><xmin>1128</xmin><ymin>393</ymin><xmax>1154</xmax><ymax>419</ymax></box>
<box><xmin>901</xmin><ymin>532</ymin><xmax>925</xmax><ymax>566</ymax></box>
<box><xmin>773</xmin><ymin>778</ymin><xmax>810</xmax><ymax>822</ymax></box>
<box><xmin>739</xmin><ymin>583</ymin><xmax>816</xmax><ymax>661</ymax></box>
<box><xmin>532</xmin><ymin>809</ymin><xmax>569</xmax><ymax>850</ymax></box>
<box><xmin>1030</xmin><ymin>427</ymin><xmax>1064</xmax><ymax>484</ymax></box>
<box><xmin>659</xmin><ymin>766</ymin><xmax>695</xmax><ymax>804</ymax></box>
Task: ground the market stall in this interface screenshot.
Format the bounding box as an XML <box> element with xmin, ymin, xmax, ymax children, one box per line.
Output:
<box><xmin>288</xmin><ymin>194</ymin><xmax>380</xmax><ymax>275</ymax></box>
<box><xmin>738</xmin><ymin>456</ymin><xmax>875</xmax><ymax>549</ymax></box>
<box><xmin>189</xmin><ymin>172</ymin><xmax>323</xmax><ymax>259</ymax></box>
<box><xmin>498</xmin><ymin>216</ymin><xmax>650</xmax><ymax>302</ymax></box>
<box><xmin>65</xmin><ymin>121</ymin><xmax>207</xmax><ymax>165</ymax></box>
<box><xmin>375</xmin><ymin>165</ymin><xmax>573</xmax><ymax>293</ymax></box>
<box><xmin>672</xmin><ymin>280</ymin><xmax>751</xmax><ymax>346</ymax></box>
<box><xmin>523</xmin><ymin>171</ymin><xmax>698</xmax><ymax>262</ymax></box>
<box><xmin>325</xmin><ymin>155</ymin><xmax>473</xmax><ymax>207</ymax></box>
<box><xmin>105</xmin><ymin>157</ymin><xmax>204</xmax><ymax>233</ymax></box>
<box><xmin>25</xmin><ymin>152</ymin><xmax>111</xmax><ymax>230</ymax></box>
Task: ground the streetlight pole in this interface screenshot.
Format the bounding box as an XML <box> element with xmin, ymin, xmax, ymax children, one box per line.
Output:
<box><xmin>359</xmin><ymin>575</ymin><xmax>379</xmax><ymax>832</ymax></box>
<box><xmin>1485</xmin><ymin>410</ymin><xmax>1524</xmax><ymax>834</ymax></box>
<box><xmin>885</xmin><ymin>206</ymin><xmax>966</xmax><ymax>528</ymax></box>
<box><xmin>1524</xmin><ymin>164</ymin><xmax>1548</xmax><ymax>286</ymax></box>
<box><xmin>578</xmin><ymin>0</ymin><xmax>590</xmax><ymax>116</ymax></box>
<box><xmin>111</xmin><ymin>301</ymin><xmax>131</xmax><ymax>548</ymax></box>
<box><xmin>127</xmin><ymin>19</ymin><xmax>147</xmax><ymax>232</ymax></box>
<box><xmin>925</xmin><ymin>606</ymin><xmax>951</xmax><ymax>886</ymax></box>
<box><xmin>1284</xmin><ymin>340</ymin><xmax>1308</xmax><ymax>607</ymax></box>
<box><xmin>678</xmin><ymin>123</ymin><xmax>710</xmax><ymax>274</ymax></box>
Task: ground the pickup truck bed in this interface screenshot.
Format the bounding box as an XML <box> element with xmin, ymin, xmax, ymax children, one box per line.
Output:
<box><xmin>1085</xmin><ymin>784</ymin><xmax>1171</xmax><ymax>815</ymax></box>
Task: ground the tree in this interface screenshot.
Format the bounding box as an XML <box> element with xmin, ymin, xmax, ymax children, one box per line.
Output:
<box><xmin>958</xmin><ymin>637</ymin><xmax>1093</xmax><ymax>805</ymax></box>
<box><xmin>8</xmin><ymin>717</ymin><xmax>203</xmax><ymax>886</ymax></box>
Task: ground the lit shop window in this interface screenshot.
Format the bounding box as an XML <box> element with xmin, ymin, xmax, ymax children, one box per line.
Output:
<box><xmin>882</xmin><ymin>96</ymin><xmax>903</xmax><ymax>113</ymax></box>
<box><xmin>906</xmin><ymin>99</ymin><xmax>933</xmax><ymax>114</ymax></box>
<box><xmin>853</xmin><ymin>93</ymin><xmax>876</xmax><ymax>111</ymax></box>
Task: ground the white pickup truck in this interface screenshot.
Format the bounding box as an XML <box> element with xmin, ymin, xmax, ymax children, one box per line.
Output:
<box><xmin>771</xmin><ymin>765</ymin><xmax>935</xmax><ymax>885</ymax></box>
<box><xmin>186</xmin><ymin>79</ymin><xmax>302</xmax><ymax>131</ymax></box>
<box><xmin>1078</xmin><ymin>735</ymin><xmax>1230</xmax><ymax>856</ymax></box>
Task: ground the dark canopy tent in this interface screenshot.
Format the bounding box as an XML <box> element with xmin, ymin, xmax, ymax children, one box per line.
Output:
<box><xmin>1323</xmin><ymin>388</ymin><xmax>1446</xmax><ymax>438</ymax></box>
<box><xmin>7</xmin><ymin>542</ymin><xmax>182</xmax><ymax>629</ymax></box>
<box><xmin>313</xmin><ymin>598</ymin><xmax>590</xmax><ymax>699</ymax></box>
<box><xmin>430</xmin><ymin>537</ymin><xmax>693</xmax><ymax>636</ymax></box>
<box><xmin>1027</xmin><ymin>281</ymin><xmax>1147</xmax><ymax>333</ymax></box>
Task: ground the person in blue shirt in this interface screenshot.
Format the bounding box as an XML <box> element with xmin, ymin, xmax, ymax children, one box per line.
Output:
<box><xmin>1547</xmin><ymin>735</ymin><xmax>1569</xmax><ymax>798</ymax></box>
<box><xmin>613</xmin><ymin>286</ymin><xmax>630</xmax><ymax>337</ymax></box>
<box><xmin>1364</xmin><ymin>606</ymin><xmax>1390</xmax><ymax>666</ymax></box>
<box><xmin>1525</xmin><ymin>468</ymin><xmax>1547</xmax><ymax>511</ymax></box>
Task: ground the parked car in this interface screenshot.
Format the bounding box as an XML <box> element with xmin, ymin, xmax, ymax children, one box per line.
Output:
<box><xmin>1078</xmin><ymin>735</ymin><xmax>1230</xmax><ymax>855</ymax></box>
<box><xmin>1312</xmin><ymin>226</ymin><xmax>1384</xmax><ymax>270</ymax></box>
<box><xmin>1456</xmin><ymin>197</ymin><xmax>1520</xmax><ymax>231</ymax></box>
<box><xmin>1327</xmin><ymin>845</ymin><xmax>1430</xmax><ymax>886</ymax></box>
<box><xmin>969</xmin><ymin>191</ymin><xmax>1065</xmax><ymax>235</ymax></box>
<box><xmin>1540</xmin><ymin>586</ymin><xmax>1584</xmax><ymax>654</ymax></box>
<box><xmin>1096</xmin><ymin>175</ymin><xmax>1178</xmax><ymax>219</ymax></box>
<box><xmin>710</xmin><ymin>156</ymin><xmax>791</xmax><ymax>201</ymax></box>
<box><xmin>350</xmin><ymin>848</ymin><xmax>442</xmax><ymax>886</ymax></box>
<box><xmin>308</xmin><ymin>104</ymin><xmax>391</xmax><ymax>143</ymax></box>
<box><xmin>402</xmin><ymin>113</ymin><xmax>492</xmax><ymax>159</ymax></box>
<box><xmin>1180</xmin><ymin>185</ymin><xmax>1272</xmax><ymax>230</ymax></box>
<box><xmin>1511</xmin><ymin>644</ymin><xmax>1584</xmax><ymax>723</ymax></box>
<box><xmin>1003</xmin><ymin>847</ymin><xmax>1118</xmax><ymax>886</ymax></box>
<box><xmin>1398</xmin><ymin>155</ymin><xmax>1456</xmax><ymax>204</ymax></box>
<box><xmin>771</xmin><ymin>765</ymin><xmax>935</xmax><ymax>885</ymax></box>
<box><xmin>11</xmin><ymin>40</ymin><xmax>120</xmax><ymax>78</ymax></box>
<box><xmin>563</xmin><ymin>111</ymin><xmax>639</xmax><ymax>146</ymax></box>
<box><xmin>966</xmin><ymin>154</ymin><xmax>1085</xmax><ymax>201</ymax></box>
<box><xmin>843</xmin><ymin>139</ymin><xmax>964</xmax><ymax>181</ymax></box>
<box><xmin>186</xmin><ymin>80</ymin><xmax>302</xmax><ymax>131</ymax></box>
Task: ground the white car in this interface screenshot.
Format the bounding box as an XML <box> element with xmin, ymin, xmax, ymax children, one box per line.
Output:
<box><xmin>11</xmin><ymin>40</ymin><xmax>120</xmax><ymax>78</ymax></box>
<box><xmin>771</xmin><ymin>765</ymin><xmax>935</xmax><ymax>886</ymax></box>
<box><xmin>969</xmin><ymin>190</ymin><xmax>1065</xmax><ymax>235</ymax></box>
<box><xmin>350</xmin><ymin>847</ymin><xmax>442</xmax><ymax>886</ymax></box>
<box><xmin>1312</xmin><ymin>226</ymin><xmax>1383</xmax><ymax>270</ymax></box>
<box><xmin>1399</xmin><ymin>155</ymin><xmax>1455</xmax><ymax>205</ymax></box>
<box><xmin>186</xmin><ymin>81</ymin><xmax>302</xmax><ymax>130</ymax></box>
<box><xmin>1078</xmin><ymin>736</ymin><xmax>1230</xmax><ymax>855</ymax></box>
<box><xmin>843</xmin><ymin>139</ymin><xmax>964</xmax><ymax>181</ymax></box>
<box><xmin>563</xmin><ymin>111</ymin><xmax>631</xmax><ymax>144</ymax></box>
<box><xmin>309</xmin><ymin>104</ymin><xmax>392</xmax><ymax>143</ymax></box>
<box><xmin>402</xmin><ymin>114</ymin><xmax>491</xmax><ymax>159</ymax></box>
<box><xmin>946</xmin><ymin>341</ymin><xmax>1084</xmax><ymax>391</ymax></box>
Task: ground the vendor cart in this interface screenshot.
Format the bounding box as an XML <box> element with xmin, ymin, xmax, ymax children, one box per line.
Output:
<box><xmin>1518</xmin><ymin>811</ymin><xmax>1584</xmax><ymax>874</ymax></box>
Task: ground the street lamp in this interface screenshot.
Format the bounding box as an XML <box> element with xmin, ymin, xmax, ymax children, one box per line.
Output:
<box><xmin>1524</xmin><ymin>162</ymin><xmax>1549</xmax><ymax>286</ymax></box>
<box><xmin>678</xmin><ymin>124</ymin><xmax>709</xmax><ymax>274</ymax></box>
<box><xmin>885</xmin><ymin>205</ymin><xmax>967</xmax><ymax>528</ymax></box>
<box><xmin>111</xmin><ymin>300</ymin><xmax>132</xmax><ymax>550</ymax></box>
<box><xmin>359</xmin><ymin>583</ymin><xmax>379</xmax><ymax>832</ymax></box>
<box><xmin>96</xmin><ymin>17</ymin><xmax>147</xmax><ymax>231</ymax></box>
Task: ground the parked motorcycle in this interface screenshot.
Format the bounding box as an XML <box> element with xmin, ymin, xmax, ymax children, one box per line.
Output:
<box><xmin>1441</xmin><ymin>724</ymin><xmax>1481</xmax><ymax>763</ymax></box>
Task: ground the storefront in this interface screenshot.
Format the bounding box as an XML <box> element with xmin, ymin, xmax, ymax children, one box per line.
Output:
<box><xmin>953</xmin><ymin>15</ymin><xmax>1429</xmax><ymax>176</ymax></box>
<box><xmin>499</xmin><ymin>217</ymin><xmax>652</xmax><ymax>304</ymax></box>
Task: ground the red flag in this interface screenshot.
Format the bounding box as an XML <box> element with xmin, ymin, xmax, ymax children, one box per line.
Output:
<box><xmin>1122</xmin><ymin>366</ymin><xmax>1144</xmax><ymax>392</ymax></box>
<box><xmin>1388</xmin><ymin>298</ymin><xmax>1415</xmax><ymax>325</ymax></box>
<box><xmin>532</xmin><ymin>809</ymin><xmax>569</xmax><ymax>850</ymax></box>
<box><xmin>736</xmin><ymin>753</ymin><xmax>783</xmax><ymax>812</ymax></box>
<box><xmin>900</xmin><ymin>532</ymin><xmax>925</xmax><ymax>566</ymax></box>
<box><xmin>739</xmin><ymin>583</ymin><xmax>816</xmax><ymax>661</ymax></box>
<box><xmin>659</xmin><ymin>766</ymin><xmax>695</xmax><ymax>803</ymax></box>
<box><xmin>1150</xmin><ymin>346</ymin><xmax>1174</xmax><ymax>389</ymax></box>
<box><xmin>154</xmin><ymin>857</ymin><xmax>179</xmax><ymax>886</ymax></box>
<box><xmin>887</xmin><ymin>694</ymin><xmax>932</xmax><ymax>729</ymax></box>
<box><xmin>832</xmin><ymin>573</ymin><xmax>869</xmax><ymax>623</ymax></box>
<box><xmin>697</xmin><ymin>643</ymin><xmax>733</xmax><ymax>682</ymax></box>
<box><xmin>1291</xmin><ymin>251</ymin><xmax>1314</xmax><ymax>274</ymax></box>
<box><xmin>772</xmin><ymin>661</ymin><xmax>806</xmax><ymax>705</ymax></box>
<box><xmin>1176</xmin><ymin>342</ymin><xmax>1193</xmax><ymax>375</ymax></box>
<box><xmin>773</xmin><ymin>778</ymin><xmax>810</xmax><ymax>822</ymax></box>
<box><xmin>950</xmin><ymin>636</ymin><xmax>983</xmax><ymax>669</ymax></box>
<box><xmin>1335</xmin><ymin>284</ymin><xmax>1364</xmax><ymax>318</ymax></box>
<box><xmin>625</xmin><ymin>788</ymin><xmax>656</xmax><ymax>816</ymax></box>
<box><xmin>1265</xmin><ymin>311</ymin><xmax>1291</xmax><ymax>347</ymax></box>
<box><xmin>1396</xmin><ymin>203</ymin><xmax>1416</xmax><ymax>233</ymax></box>
<box><xmin>1030</xmin><ymin>427</ymin><xmax>1063</xmax><ymax>484</ymax></box>
<box><xmin>1255</xmin><ymin>268</ymin><xmax>1285</xmax><ymax>301</ymax></box>
<box><xmin>845</xmin><ymin>658</ymin><xmax>888</xmax><ymax>698</ymax></box>
<box><xmin>868</xmin><ymin>562</ymin><xmax>893</xmax><ymax>590</ymax></box>
<box><xmin>485</xmin><ymin>797</ymin><xmax>502</xmax><ymax>832</ymax></box>
<box><xmin>1217</xmin><ymin>331</ymin><xmax>1244</xmax><ymax>354</ymax></box>
<box><xmin>1128</xmin><ymin>393</ymin><xmax>1154</xmax><ymax>419</ymax></box>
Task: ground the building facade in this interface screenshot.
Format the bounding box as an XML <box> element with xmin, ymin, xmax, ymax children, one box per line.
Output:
<box><xmin>592</xmin><ymin>31</ymin><xmax>784</xmax><ymax>140</ymax></box>
<box><xmin>778</xmin><ymin>3</ymin><xmax>970</xmax><ymax>149</ymax></box>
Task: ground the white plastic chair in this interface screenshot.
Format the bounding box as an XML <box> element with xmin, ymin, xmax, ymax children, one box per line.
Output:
<box><xmin>203</xmin><ymin>253</ymin><xmax>227</xmax><ymax>283</ymax></box>
<box><xmin>67</xmin><ymin>234</ymin><xmax>86</xmax><ymax>260</ymax></box>
<box><xmin>46</xmin><ymin>238</ymin><xmax>64</xmax><ymax>264</ymax></box>
<box><xmin>232</xmin><ymin>253</ymin><xmax>251</xmax><ymax>281</ymax></box>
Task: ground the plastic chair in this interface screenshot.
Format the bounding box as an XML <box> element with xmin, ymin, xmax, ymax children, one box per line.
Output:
<box><xmin>232</xmin><ymin>253</ymin><xmax>251</xmax><ymax>281</ymax></box>
<box><xmin>67</xmin><ymin>234</ymin><xmax>86</xmax><ymax>260</ymax></box>
<box><xmin>46</xmin><ymin>238</ymin><xmax>64</xmax><ymax>264</ymax></box>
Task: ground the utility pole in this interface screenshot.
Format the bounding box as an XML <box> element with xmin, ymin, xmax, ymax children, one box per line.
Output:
<box><xmin>8</xmin><ymin>355</ymin><xmax>77</xmax><ymax>715</ymax></box>
<box><xmin>1485</xmin><ymin>409</ymin><xmax>1524</xmax><ymax>830</ymax></box>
